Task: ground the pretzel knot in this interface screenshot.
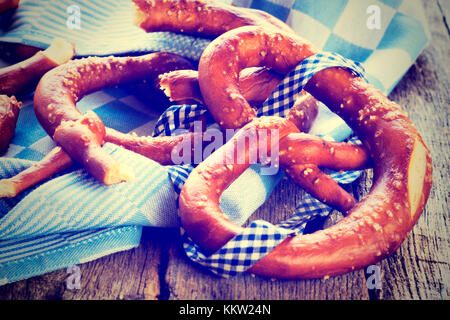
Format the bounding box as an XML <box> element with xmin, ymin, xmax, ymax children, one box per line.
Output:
<box><xmin>178</xmin><ymin>26</ymin><xmax>433</xmax><ymax>279</ymax></box>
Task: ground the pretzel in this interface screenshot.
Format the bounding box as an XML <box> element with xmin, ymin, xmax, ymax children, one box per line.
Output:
<box><xmin>0</xmin><ymin>43</ymin><xmax>41</xmax><ymax>63</ymax></box>
<box><xmin>0</xmin><ymin>38</ymin><xmax>75</xmax><ymax>96</ymax></box>
<box><xmin>0</xmin><ymin>95</ymin><xmax>22</xmax><ymax>153</ymax></box>
<box><xmin>279</xmin><ymin>133</ymin><xmax>369</xmax><ymax>212</ymax></box>
<box><xmin>133</xmin><ymin>0</ymin><xmax>295</xmax><ymax>37</ymax></box>
<box><xmin>33</xmin><ymin>52</ymin><xmax>193</xmax><ymax>185</ymax></box>
<box><xmin>0</xmin><ymin>77</ymin><xmax>319</xmax><ymax>199</ymax></box>
<box><xmin>179</xmin><ymin>26</ymin><xmax>433</xmax><ymax>279</ymax></box>
<box><xmin>104</xmin><ymin>127</ymin><xmax>203</xmax><ymax>165</ymax></box>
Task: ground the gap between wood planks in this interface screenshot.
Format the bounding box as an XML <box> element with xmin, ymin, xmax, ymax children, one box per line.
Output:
<box><xmin>437</xmin><ymin>0</ymin><xmax>450</xmax><ymax>36</ymax></box>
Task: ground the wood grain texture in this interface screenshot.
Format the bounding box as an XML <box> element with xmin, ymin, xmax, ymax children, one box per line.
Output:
<box><xmin>367</xmin><ymin>0</ymin><xmax>450</xmax><ymax>300</ymax></box>
<box><xmin>0</xmin><ymin>0</ymin><xmax>448</xmax><ymax>300</ymax></box>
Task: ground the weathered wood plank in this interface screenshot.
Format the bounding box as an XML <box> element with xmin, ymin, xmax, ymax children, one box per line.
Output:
<box><xmin>362</xmin><ymin>0</ymin><xmax>450</xmax><ymax>300</ymax></box>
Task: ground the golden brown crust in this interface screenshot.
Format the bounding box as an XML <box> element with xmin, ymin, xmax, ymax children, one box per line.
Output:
<box><xmin>133</xmin><ymin>0</ymin><xmax>295</xmax><ymax>37</ymax></box>
<box><xmin>0</xmin><ymin>43</ymin><xmax>41</xmax><ymax>63</ymax></box>
<box><xmin>159</xmin><ymin>69</ymin><xmax>203</xmax><ymax>103</ymax></box>
<box><xmin>285</xmin><ymin>92</ymin><xmax>318</xmax><ymax>132</ymax></box>
<box><xmin>279</xmin><ymin>133</ymin><xmax>370</xmax><ymax>212</ymax></box>
<box><xmin>105</xmin><ymin>127</ymin><xmax>203</xmax><ymax>165</ymax></box>
<box><xmin>0</xmin><ymin>94</ymin><xmax>21</xmax><ymax>153</ymax></box>
<box><xmin>198</xmin><ymin>27</ymin><xmax>315</xmax><ymax>130</ymax></box>
<box><xmin>52</xmin><ymin>111</ymin><xmax>120</xmax><ymax>184</ymax></box>
<box><xmin>179</xmin><ymin>26</ymin><xmax>433</xmax><ymax>279</ymax></box>
<box><xmin>33</xmin><ymin>52</ymin><xmax>193</xmax><ymax>184</ymax></box>
<box><xmin>0</xmin><ymin>38</ymin><xmax>75</xmax><ymax>96</ymax></box>
<box><xmin>180</xmin><ymin>117</ymin><xmax>299</xmax><ymax>250</ymax></box>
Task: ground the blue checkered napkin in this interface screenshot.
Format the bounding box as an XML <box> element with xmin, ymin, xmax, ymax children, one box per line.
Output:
<box><xmin>153</xmin><ymin>104</ymin><xmax>208</xmax><ymax>137</ymax></box>
<box><xmin>184</xmin><ymin>221</ymin><xmax>294</xmax><ymax>277</ymax></box>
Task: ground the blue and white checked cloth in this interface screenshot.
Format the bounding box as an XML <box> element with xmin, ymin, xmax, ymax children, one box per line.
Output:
<box><xmin>0</xmin><ymin>0</ymin><xmax>430</xmax><ymax>285</ymax></box>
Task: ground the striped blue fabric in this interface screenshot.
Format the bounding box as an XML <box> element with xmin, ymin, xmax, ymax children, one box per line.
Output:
<box><xmin>0</xmin><ymin>0</ymin><xmax>210</xmax><ymax>60</ymax></box>
<box><xmin>0</xmin><ymin>0</ymin><xmax>429</xmax><ymax>285</ymax></box>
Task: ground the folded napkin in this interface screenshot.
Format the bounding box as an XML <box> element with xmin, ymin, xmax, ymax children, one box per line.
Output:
<box><xmin>0</xmin><ymin>0</ymin><xmax>430</xmax><ymax>285</ymax></box>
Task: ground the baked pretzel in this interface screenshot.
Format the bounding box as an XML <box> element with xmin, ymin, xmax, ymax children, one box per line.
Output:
<box><xmin>133</xmin><ymin>0</ymin><xmax>295</xmax><ymax>37</ymax></box>
<box><xmin>105</xmin><ymin>127</ymin><xmax>203</xmax><ymax>165</ymax></box>
<box><xmin>179</xmin><ymin>26</ymin><xmax>433</xmax><ymax>279</ymax></box>
<box><xmin>0</xmin><ymin>38</ymin><xmax>75</xmax><ymax>96</ymax></box>
<box><xmin>180</xmin><ymin>116</ymin><xmax>369</xmax><ymax>246</ymax></box>
<box><xmin>0</xmin><ymin>43</ymin><xmax>41</xmax><ymax>63</ymax></box>
<box><xmin>279</xmin><ymin>133</ymin><xmax>369</xmax><ymax>212</ymax></box>
<box><xmin>0</xmin><ymin>95</ymin><xmax>22</xmax><ymax>153</ymax></box>
<box><xmin>33</xmin><ymin>52</ymin><xmax>193</xmax><ymax>185</ymax></box>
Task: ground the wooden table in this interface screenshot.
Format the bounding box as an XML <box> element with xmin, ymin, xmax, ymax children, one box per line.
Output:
<box><xmin>0</xmin><ymin>0</ymin><xmax>448</xmax><ymax>300</ymax></box>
